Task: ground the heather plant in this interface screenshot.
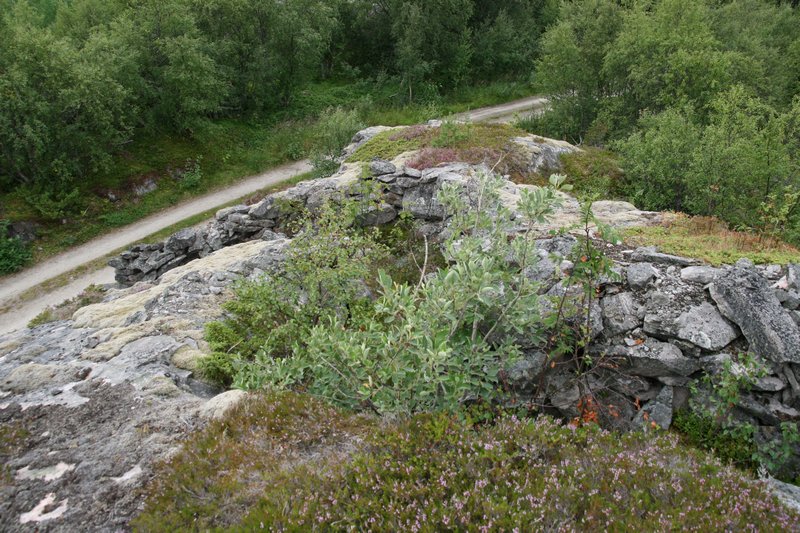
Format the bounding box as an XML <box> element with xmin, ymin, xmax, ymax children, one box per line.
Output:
<box><xmin>248</xmin><ymin>170</ymin><xmax>562</xmax><ymax>414</ymax></box>
<box><xmin>134</xmin><ymin>392</ymin><xmax>800</xmax><ymax>530</ymax></box>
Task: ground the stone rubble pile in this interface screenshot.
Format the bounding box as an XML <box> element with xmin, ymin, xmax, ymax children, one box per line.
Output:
<box><xmin>515</xmin><ymin>244</ymin><xmax>800</xmax><ymax>442</ymax></box>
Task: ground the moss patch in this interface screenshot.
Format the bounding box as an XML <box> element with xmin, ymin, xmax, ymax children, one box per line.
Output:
<box><xmin>28</xmin><ymin>284</ymin><xmax>107</xmax><ymax>328</ymax></box>
<box><xmin>624</xmin><ymin>214</ymin><xmax>800</xmax><ymax>266</ymax></box>
<box><xmin>560</xmin><ymin>147</ymin><xmax>624</xmax><ymax>199</ymax></box>
<box><xmin>348</xmin><ymin>122</ymin><xmax>536</xmax><ymax>183</ymax></box>
<box><xmin>0</xmin><ymin>422</ymin><xmax>30</xmax><ymax>487</ymax></box>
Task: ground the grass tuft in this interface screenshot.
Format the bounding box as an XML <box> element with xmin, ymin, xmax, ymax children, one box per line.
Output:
<box><xmin>624</xmin><ymin>214</ymin><xmax>800</xmax><ymax>265</ymax></box>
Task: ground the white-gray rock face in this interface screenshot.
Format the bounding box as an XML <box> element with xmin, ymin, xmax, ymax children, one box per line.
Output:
<box><xmin>680</xmin><ymin>265</ymin><xmax>723</xmax><ymax>285</ymax></box>
<box><xmin>623</xmin><ymin>338</ymin><xmax>699</xmax><ymax>378</ymax></box>
<box><xmin>710</xmin><ymin>268</ymin><xmax>800</xmax><ymax>363</ymax></box>
<box><xmin>644</xmin><ymin>302</ymin><xmax>739</xmax><ymax>351</ymax></box>
<box><xmin>627</xmin><ymin>262</ymin><xmax>658</xmax><ymax>290</ymax></box>
<box><xmin>630</xmin><ymin>247</ymin><xmax>699</xmax><ymax>267</ymax></box>
<box><xmin>602</xmin><ymin>292</ymin><xmax>645</xmax><ymax>336</ymax></box>
<box><xmin>0</xmin><ymin>239</ymin><xmax>289</xmax><ymax>531</ymax></box>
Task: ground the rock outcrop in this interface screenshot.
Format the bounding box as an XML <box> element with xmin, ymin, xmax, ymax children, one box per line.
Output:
<box><xmin>3</xmin><ymin>126</ymin><xmax>799</xmax><ymax>529</ymax></box>
<box><xmin>0</xmin><ymin>238</ymin><xmax>288</xmax><ymax>531</ymax></box>
<box><xmin>110</xmin><ymin>131</ymin><xmax>666</xmax><ymax>286</ymax></box>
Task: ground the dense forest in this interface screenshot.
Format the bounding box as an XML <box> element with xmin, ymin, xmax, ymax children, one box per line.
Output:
<box><xmin>1</xmin><ymin>0</ymin><xmax>800</xmax><ymax>271</ymax></box>
<box><xmin>0</xmin><ymin>0</ymin><xmax>557</xmax><ymax>194</ymax></box>
<box><xmin>532</xmin><ymin>0</ymin><xmax>800</xmax><ymax>243</ymax></box>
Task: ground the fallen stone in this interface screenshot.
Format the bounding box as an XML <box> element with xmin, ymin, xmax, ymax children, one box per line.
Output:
<box><xmin>627</xmin><ymin>262</ymin><xmax>658</xmax><ymax>291</ymax></box>
<box><xmin>769</xmin><ymin>478</ymin><xmax>800</xmax><ymax>514</ymax></box>
<box><xmin>511</xmin><ymin>135</ymin><xmax>579</xmax><ymax>174</ymax></box>
<box><xmin>506</xmin><ymin>352</ymin><xmax>547</xmax><ymax>392</ymax></box>
<box><xmin>623</xmin><ymin>338</ymin><xmax>698</xmax><ymax>378</ymax></box>
<box><xmin>402</xmin><ymin>183</ymin><xmax>447</xmax><ymax>221</ymax></box>
<box><xmin>602</xmin><ymin>292</ymin><xmax>645</xmax><ymax>336</ymax></box>
<box><xmin>166</xmin><ymin>228</ymin><xmax>198</xmax><ymax>252</ymax></box>
<box><xmin>644</xmin><ymin>302</ymin><xmax>739</xmax><ymax>351</ymax></box>
<box><xmin>403</xmin><ymin>167</ymin><xmax>422</xmax><ymax>179</ymax></box>
<box><xmin>630</xmin><ymin>247</ymin><xmax>698</xmax><ymax>267</ymax></box>
<box><xmin>709</xmin><ymin>268</ymin><xmax>800</xmax><ymax>363</ymax></box>
<box><xmin>635</xmin><ymin>385</ymin><xmax>673</xmax><ymax>429</ymax></box>
<box><xmin>764</xmin><ymin>264</ymin><xmax>783</xmax><ymax>280</ymax></box>
<box><xmin>788</xmin><ymin>264</ymin><xmax>800</xmax><ymax>290</ymax></box>
<box><xmin>738</xmin><ymin>394</ymin><xmax>780</xmax><ymax>425</ymax></box>
<box><xmin>680</xmin><ymin>266</ymin><xmax>723</xmax><ymax>285</ymax></box>
<box><xmin>357</xmin><ymin>203</ymin><xmax>398</xmax><ymax>227</ymax></box>
<box><xmin>782</xmin><ymin>291</ymin><xmax>800</xmax><ymax>311</ymax></box>
<box><xmin>369</xmin><ymin>159</ymin><xmax>396</xmax><ymax>176</ymax></box>
<box><xmin>769</xmin><ymin>398</ymin><xmax>800</xmax><ymax>419</ymax></box>
<box><xmin>248</xmin><ymin>197</ymin><xmax>282</xmax><ymax>220</ymax></box>
<box><xmin>754</xmin><ymin>376</ymin><xmax>787</xmax><ymax>393</ymax></box>
<box><xmin>199</xmin><ymin>389</ymin><xmax>248</xmax><ymax>420</ymax></box>
<box><xmin>215</xmin><ymin>204</ymin><xmax>249</xmax><ymax>221</ymax></box>
<box><xmin>535</xmin><ymin>235</ymin><xmax>578</xmax><ymax>259</ymax></box>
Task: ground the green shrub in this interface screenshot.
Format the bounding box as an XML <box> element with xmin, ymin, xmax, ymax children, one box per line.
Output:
<box><xmin>178</xmin><ymin>156</ymin><xmax>202</xmax><ymax>191</ymax></box>
<box><xmin>201</xmin><ymin>198</ymin><xmax>388</xmax><ymax>388</ymax></box>
<box><xmin>560</xmin><ymin>147</ymin><xmax>624</xmax><ymax>200</ymax></box>
<box><xmin>673</xmin><ymin>409</ymin><xmax>757</xmax><ymax>471</ymax></box>
<box><xmin>676</xmin><ymin>353</ymin><xmax>800</xmax><ymax>481</ymax></box>
<box><xmin>430</xmin><ymin>119</ymin><xmax>471</xmax><ymax>148</ymax></box>
<box><xmin>0</xmin><ymin>220</ymin><xmax>32</xmax><ymax>274</ymax></box>
<box><xmin>309</xmin><ymin>107</ymin><xmax>364</xmax><ymax>177</ymax></box>
<box><xmin>24</xmin><ymin>186</ymin><xmax>84</xmax><ymax>222</ymax></box>
<box><xmin>252</xmin><ymin>171</ymin><xmax>562</xmax><ymax>414</ymax></box>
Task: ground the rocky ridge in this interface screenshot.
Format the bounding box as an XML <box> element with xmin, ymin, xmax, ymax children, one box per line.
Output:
<box><xmin>2</xmin><ymin>127</ymin><xmax>799</xmax><ymax>529</ymax></box>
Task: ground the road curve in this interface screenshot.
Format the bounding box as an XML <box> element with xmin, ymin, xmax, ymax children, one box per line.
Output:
<box><xmin>0</xmin><ymin>96</ymin><xmax>546</xmax><ymax>334</ymax></box>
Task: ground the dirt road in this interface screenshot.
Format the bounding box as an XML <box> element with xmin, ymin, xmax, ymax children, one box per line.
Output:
<box><xmin>0</xmin><ymin>96</ymin><xmax>546</xmax><ymax>335</ymax></box>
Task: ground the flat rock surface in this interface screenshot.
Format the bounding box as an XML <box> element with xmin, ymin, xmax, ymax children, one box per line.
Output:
<box><xmin>0</xmin><ymin>239</ymin><xmax>287</xmax><ymax>531</ymax></box>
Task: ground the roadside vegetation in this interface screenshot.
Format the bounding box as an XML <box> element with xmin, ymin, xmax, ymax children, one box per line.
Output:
<box><xmin>0</xmin><ymin>0</ymin><xmax>550</xmax><ymax>269</ymax></box>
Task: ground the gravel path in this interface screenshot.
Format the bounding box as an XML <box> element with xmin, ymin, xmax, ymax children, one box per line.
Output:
<box><xmin>0</xmin><ymin>96</ymin><xmax>546</xmax><ymax>334</ymax></box>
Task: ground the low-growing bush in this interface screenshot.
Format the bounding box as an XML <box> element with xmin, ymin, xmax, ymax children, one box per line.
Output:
<box><xmin>559</xmin><ymin>147</ymin><xmax>624</xmax><ymax>199</ymax></box>
<box><xmin>676</xmin><ymin>353</ymin><xmax>800</xmax><ymax>481</ymax></box>
<box><xmin>201</xmin><ymin>199</ymin><xmax>388</xmax><ymax>387</ymax></box>
<box><xmin>178</xmin><ymin>157</ymin><xmax>203</xmax><ymax>191</ymax></box>
<box><xmin>0</xmin><ymin>220</ymin><xmax>32</xmax><ymax>274</ymax></box>
<box><xmin>24</xmin><ymin>186</ymin><xmax>85</xmax><ymax>222</ymax></box>
<box><xmin>134</xmin><ymin>392</ymin><xmax>800</xmax><ymax>531</ymax></box>
<box><xmin>249</xmin><ymin>171</ymin><xmax>562</xmax><ymax>414</ymax></box>
<box><xmin>309</xmin><ymin>107</ymin><xmax>364</xmax><ymax>178</ymax></box>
